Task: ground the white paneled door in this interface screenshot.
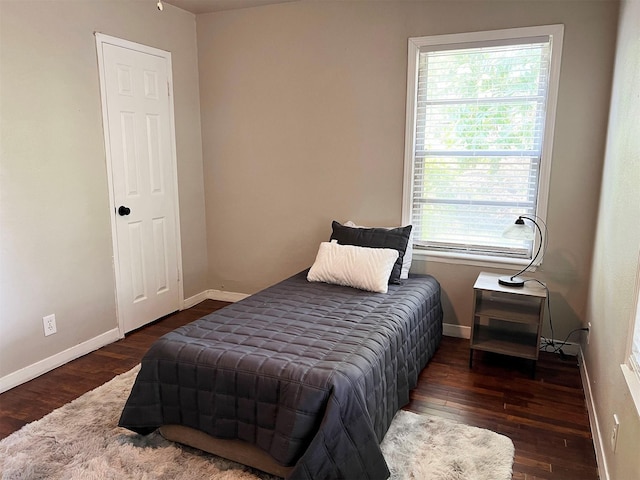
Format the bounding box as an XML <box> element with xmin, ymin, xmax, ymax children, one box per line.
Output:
<box><xmin>96</xmin><ymin>34</ymin><xmax>182</xmax><ymax>334</ymax></box>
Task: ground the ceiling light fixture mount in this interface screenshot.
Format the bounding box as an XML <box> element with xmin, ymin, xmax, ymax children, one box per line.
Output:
<box><xmin>157</xmin><ymin>0</ymin><xmax>164</xmax><ymax>11</ymax></box>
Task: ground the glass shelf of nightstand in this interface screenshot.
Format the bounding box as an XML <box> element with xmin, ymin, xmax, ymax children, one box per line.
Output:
<box><xmin>470</xmin><ymin>325</ymin><xmax>539</xmax><ymax>360</ymax></box>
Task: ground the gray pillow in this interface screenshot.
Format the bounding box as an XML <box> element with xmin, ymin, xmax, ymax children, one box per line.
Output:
<box><xmin>330</xmin><ymin>220</ymin><xmax>412</xmax><ymax>284</ymax></box>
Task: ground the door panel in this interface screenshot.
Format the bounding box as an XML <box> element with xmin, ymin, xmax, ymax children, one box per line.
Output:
<box><xmin>99</xmin><ymin>39</ymin><xmax>180</xmax><ymax>333</ymax></box>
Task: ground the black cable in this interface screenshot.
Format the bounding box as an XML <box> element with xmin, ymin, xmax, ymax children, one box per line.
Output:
<box><xmin>524</xmin><ymin>278</ymin><xmax>555</xmax><ymax>346</ymax></box>
<box><xmin>522</xmin><ymin>278</ymin><xmax>589</xmax><ymax>356</ymax></box>
<box><xmin>541</xmin><ymin>328</ymin><xmax>589</xmax><ymax>354</ymax></box>
<box><xmin>508</xmin><ymin>215</ymin><xmax>549</xmax><ymax>283</ymax></box>
<box><xmin>507</xmin><ymin>218</ymin><xmax>544</xmax><ymax>283</ymax></box>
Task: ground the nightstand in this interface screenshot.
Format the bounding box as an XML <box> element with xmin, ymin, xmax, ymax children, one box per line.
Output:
<box><xmin>469</xmin><ymin>271</ymin><xmax>547</xmax><ymax>376</ymax></box>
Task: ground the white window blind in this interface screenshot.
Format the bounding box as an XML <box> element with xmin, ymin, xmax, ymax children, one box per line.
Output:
<box><xmin>404</xmin><ymin>27</ymin><xmax>563</xmax><ymax>262</ymax></box>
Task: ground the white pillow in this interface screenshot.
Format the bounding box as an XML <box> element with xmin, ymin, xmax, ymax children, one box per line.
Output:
<box><xmin>307</xmin><ymin>240</ymin><xmax>399</xmax><ymax>293</ymax></box>
<box><xmin>344</xmin><ymin>221</ymin><xmax>413</xmax><ymax>279</ymax></box>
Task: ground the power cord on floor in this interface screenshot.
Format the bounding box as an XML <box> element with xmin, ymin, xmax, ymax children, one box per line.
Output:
<box><xmin>540</xmin><ymin>329</ymin><xmax>589</xmax><ymax>359</ymax></box>
<box><xmin>523</xmin><ymin>279</ymin><xmax>588</xmax><ymax>359</ymax></box>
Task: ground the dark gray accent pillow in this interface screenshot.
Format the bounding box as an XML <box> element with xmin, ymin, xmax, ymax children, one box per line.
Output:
<box><xmin>330</xmin><ymin>220</ymin><xmax>412</xmax><ymax>284</ymax></box>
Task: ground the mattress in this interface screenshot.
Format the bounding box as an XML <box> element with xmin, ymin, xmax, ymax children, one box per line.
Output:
<box><xmin>119</xmin><ymin>270</ymin><xmax>442</xmax><ymax>479</ymax></box>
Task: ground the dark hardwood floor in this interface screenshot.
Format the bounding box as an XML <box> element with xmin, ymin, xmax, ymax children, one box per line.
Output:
<box><xmin>0</xmin><ymin>300</ymin><xmax>598</xmax><ymax>479</ymax></box>
<box><xmin>407</xmin><ymin>337</ymin><xmax>598</xmax><ymax>479</ymax></box>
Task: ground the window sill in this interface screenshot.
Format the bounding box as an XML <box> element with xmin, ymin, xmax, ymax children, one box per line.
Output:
<box><xmin>621</xmin><ymin>364</ymin><xmax>640</xmax><ymax>419</ymax></box>
<box><xmin>412</xmin><ymin>249</ymin><xmax>538</xmax><ymax>272</ymax></box>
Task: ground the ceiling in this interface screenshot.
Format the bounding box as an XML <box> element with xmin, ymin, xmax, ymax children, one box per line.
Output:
<box><xmin>164</xmin><ymin>0</ymin><xmax>299</xmax><ymax>14</ymax></box>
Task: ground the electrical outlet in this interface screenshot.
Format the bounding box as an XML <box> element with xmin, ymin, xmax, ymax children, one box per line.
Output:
<box><xmin>611</xmin><ymin>414</ymin><xmax>620</xmax><ymax>453</ymax></box>
<box><xmin>43</xmin><ymin>314</ymin><xmax>57</xmax><ymax>336</ymax></box>
<box><xmin>587</xmin><ymin>322</ymin><xmax>592</xmax><ymax>344</ymax></box>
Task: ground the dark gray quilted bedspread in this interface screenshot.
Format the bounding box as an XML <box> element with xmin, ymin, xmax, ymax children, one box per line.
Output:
<box><xmin>119</xmin><ymin>270</ymin><xmax>442</xmax><ymax>479</ymax></box>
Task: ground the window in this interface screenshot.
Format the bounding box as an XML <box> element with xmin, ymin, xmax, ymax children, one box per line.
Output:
<box><xmin>622</xmin><ymin>250</ymin><xmax>640</xmax><ymax>417</ymax></box>
<box><xmin>402</xmin><ymin>26</ymin><xmax>564</xmax><ymax>265</ymax></box>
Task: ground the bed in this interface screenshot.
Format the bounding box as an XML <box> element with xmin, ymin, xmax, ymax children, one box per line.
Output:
<box><xmin>119</xmin><ymin>223</ymin><xmax>443</xmax><ymax>479</ymax></box>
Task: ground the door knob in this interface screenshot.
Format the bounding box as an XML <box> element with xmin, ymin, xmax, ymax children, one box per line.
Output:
<box><xmin>118</xmin><ymin>206</ymin><xmax>131</xmax><ymax>216</ymax></box>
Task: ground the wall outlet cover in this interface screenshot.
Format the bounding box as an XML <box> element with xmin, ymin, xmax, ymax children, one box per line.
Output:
<box><xmin>43</xmin><ymin>314</ymin><xmax>57</xmax><ymax>336</ymax></box>
<box><xmin>611</xmin><ymin>413</ymin><xmax>620</xmax><ymax>453</ymax></box>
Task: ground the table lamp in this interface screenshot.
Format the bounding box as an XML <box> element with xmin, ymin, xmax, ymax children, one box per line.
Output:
<box><xmin>498</xmin><ymin>215</ymin><xmax>547</xmax><ymax>287</ymax></box>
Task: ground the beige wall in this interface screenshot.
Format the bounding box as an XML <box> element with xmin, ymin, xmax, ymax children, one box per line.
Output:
<box><xmin>1</xmin><ymin>0</ymin><xmax>636</xmax><ymax>476</ymax></box>
<box><xmin>584</xmin><ymin>1</ymin><xmax>640</xmax><ymax>478</ymax></box>
<box><xmin>197</xmin><ymin>0</ymin><xmax>618</xmax><ymax>342</ymax></box>
<box><xmin>0</xmin><ymin>1</ymin><xmax>208</xmax><ymax>378</ymax></box>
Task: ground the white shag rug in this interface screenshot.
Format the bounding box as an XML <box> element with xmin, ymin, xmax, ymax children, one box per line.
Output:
<box><xmin>0</xmin><ymin>366</ymin><xmax>514</xmax><ymax>480</ymax></box>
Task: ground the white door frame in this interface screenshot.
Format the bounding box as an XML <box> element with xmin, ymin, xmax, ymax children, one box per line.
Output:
<box><xmin>95</xmin><ymin>32</ymin><xmax>184</xmax><ymax>338</ymax></box>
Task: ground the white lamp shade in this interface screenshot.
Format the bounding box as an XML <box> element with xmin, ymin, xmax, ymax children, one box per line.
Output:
<box><xmin>502</xmin><ymin>221</ymin><xmax>535</xmax><ymax>240</ymax></box>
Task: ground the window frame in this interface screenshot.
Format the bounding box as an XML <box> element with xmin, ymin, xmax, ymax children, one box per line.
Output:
<box><xmin>402</xmin><ymin>25</ymin><xmax>564</xmax><ymax>268</ymax></box>
<box><xmin>621</xmin><ymin>249</ymin><xmax>640</xmax><ymax>418</ymax></box>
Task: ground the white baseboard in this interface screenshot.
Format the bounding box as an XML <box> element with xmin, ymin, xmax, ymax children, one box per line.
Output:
<box><xmin>443</xmin><ymin>323</ymin><xmax>471</xmax><ymax>339</ymax></box>
<box><xmin>183</xmin><ymin>289</ymin><xmax>250</xmax><ymax>309</ymax></box>
<box><xmin>207</xmin><ymin>289</ymin><xmax>250</xmax><ymax>303</ymax></box>
<box><xmin>2</xmin><ymin>290</ymin><xmax>249</xmax><ymax>394</ymax></box>
<box><xmin>182</xmin><ymin>291</ymin><xmax>211</xmax><ymax>309</ymax></box>
<box><xmin>579</xmin><ymin>349</ymin><xmax>610</xmax><ymax>480</ymax></box>
<box><xmin>0</xmin><ymin>328</ymin><xmax>120</xmax><ymax>394</ymax></box>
